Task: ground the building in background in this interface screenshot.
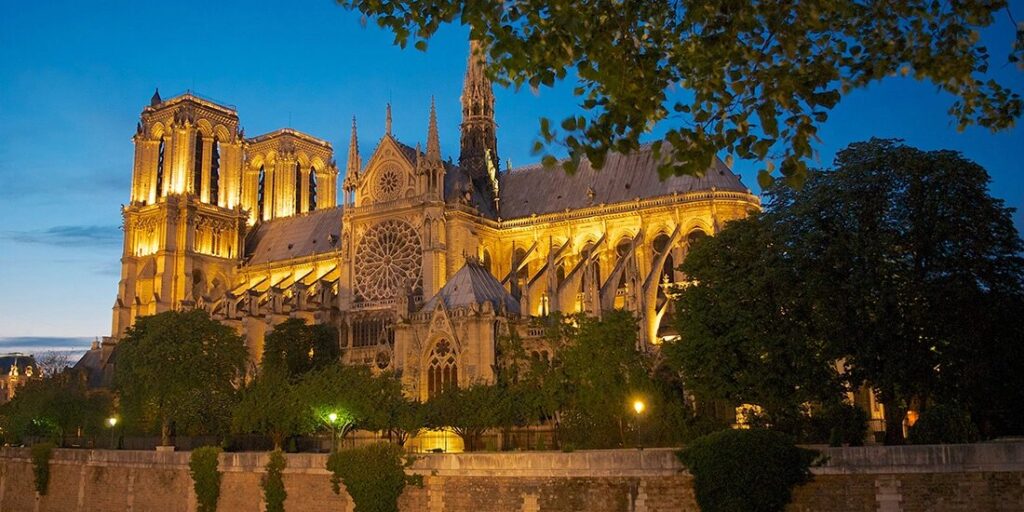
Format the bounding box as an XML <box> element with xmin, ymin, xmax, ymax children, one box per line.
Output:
<box><xmin>0</xmin><ymin>354</ymin><xmax>37</xmax><ymax>404</ymax></box>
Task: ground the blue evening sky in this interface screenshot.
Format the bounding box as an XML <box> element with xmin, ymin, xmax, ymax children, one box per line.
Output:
<box><xmin>1</xmin><ymin>1</ymin><xmax>1021</xmax><ymax>354</ymax></box>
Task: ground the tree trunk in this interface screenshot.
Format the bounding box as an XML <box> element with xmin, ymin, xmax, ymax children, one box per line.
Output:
<box><xmin>272</xmin><ymin>432</ymin><xmax>283</xmax><ymax>451</ymax></box>
<box><xmin>161</xmin><ymin>418</ymin><xmax>172</xmax><ymax>447</ymax></box>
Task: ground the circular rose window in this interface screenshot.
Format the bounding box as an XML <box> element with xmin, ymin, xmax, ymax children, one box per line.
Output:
<box><xmin>354</xmin><ymin>219</ymin><xmax>422</xmax><ymax>302</ymax></box>
<box><xmin>374</xmin><ymin>167</ymin><xmax>402</xmax><ymax>202</ymax></box>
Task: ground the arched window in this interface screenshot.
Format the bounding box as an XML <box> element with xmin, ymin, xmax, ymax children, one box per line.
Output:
<box><xmin>581</xmin><ymin>242</ymin><xmax>601</xmax><ymax>291</ymax></box>
<box><xmin>209</xmin><ymin>137</ymin><xmax>220</xmax><ymax>204</ymax></box>
<box><xmin>294</xmin><ymin>162</ymin><xmax>302</xmax><ymax>214</ymax></box>
<box><xmin>555</xmin><ymin>262</ymin><xmax>566</xmax><ymax>288</ymax></box>
<box><xmin>616</xmin><ymin>238</ymin><xmax>633</xmax><ymax>290</ymax></box>
<box><xmin>308</xmin><ymin>167</ymin><xmax>318</xmax><ymax>211</ymax></box>
<box><xmin>653</xmin><ymin>233</ymin><xmax>674</xmax><ymax>285</ymax></box>
<box><xmin>156</xmin><ymin>138</ymin><xmax>165</xmax><ymax>198</ymax></box>
<box><xmin>193</xmin><ymin>132</ymin><xmax>204</xmax><ymax>195</ymax></box>
<box><xmin>427</xmin><ymin>339</ymin><xmax>458</xmax><ymax>397</ymax></box>
<box><xmin>257</xmin><ymin>165</ymin><xmax>266</xmax><ymax>221</ymax></box>
<box><xmin>512</xmin><ymin>247</ymin><xmax>528</xmax><ymax>300</ymax></box>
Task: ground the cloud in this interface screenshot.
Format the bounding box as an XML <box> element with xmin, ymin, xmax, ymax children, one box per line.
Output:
<box><xmin>4</xmin><ymin>225</ymin><xmax>121</xmax><ymax>248</ymax></box>
<box><xmin>0</xmin><ymin>336</ymin><xmax>94</xmax><ymax>357</ymax></box>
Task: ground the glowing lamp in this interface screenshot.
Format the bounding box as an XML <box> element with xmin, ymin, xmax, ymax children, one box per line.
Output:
<box><xmin>633</xmin><ymin>400</ymin><xmax>645</xmax><ymax>415</ymax></box>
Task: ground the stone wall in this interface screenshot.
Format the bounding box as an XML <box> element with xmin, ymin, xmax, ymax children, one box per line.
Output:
<box><xmin>0</xmin><ymin>443</ymin><xmax>1021</xmax><ymax>511</ymax></box>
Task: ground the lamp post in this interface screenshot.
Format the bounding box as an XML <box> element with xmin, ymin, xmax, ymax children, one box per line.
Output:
<box><xmin>107</xmin><ymin>417</ymin><xmax>118</xmax><ymax>450</ymax></box>
<box><xmin>327</xmin><ymin>413</ymin><xmax>338</xmax><ymax>452</ymax></box>
<box><xmin>632</xmin><ymin>400</ymin><xmax>645</xmax><ymax>450</ymax></box>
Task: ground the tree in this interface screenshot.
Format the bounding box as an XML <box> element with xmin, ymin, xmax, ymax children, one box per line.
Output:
<box><xmin>669</xmin><ymin>138</ymin><xmax>1024</xmax><ymax>443</ymax></box>
<box><xmin>783</xmin><ymin>139</ymin><xmax>1024</xmax><ymax>443</ymax></box>
<box><xmin>34</xmin><ymin>351</ymin><xmax>73</xmax><ymax>378</ymax></box>
<box><xmin>114</xmin><ymin>310</ymin><xmax>248</xmax><ymax>446</ymax></box>
<box><xmin>232</xmin><ymin>370</ymin><xmax>312</xmax><ymax>450</ymax></box>
<box><xmin>664</xmin><ymin>216</ymin><xmax>843</xmax><ymax>432</ymax></box>
<box><xmin>0</xmin><ymin>369</ymin><xmax>112</xmax><ymax>445</ymax></box>
<box><xmin>363</xmin><ymin>372</ymin><xmax>424</xmax><ymax>446</ymax></box>
<box><xmin>425</xmin><ymin>383</ymin><xmax>508</xmax><ymax>451</ymax></box>
<box><xmin>297</xmin><ymin>364</ymin><xmax>382</xmax><ymax>439</ymax></box>
<box><xmin>337</xmin><ymin>0</ymin><xmax>1021</xmax><ymax>185</ymax></box>
<box><xmin>262</xmin><ymin>319</ymin><xmax>340</xmax><ymax>380</ymax></box>
<box><xmin>555</xmin><ymin>311</ymin><xmax>652</xmax><ymax>448</ymax></box>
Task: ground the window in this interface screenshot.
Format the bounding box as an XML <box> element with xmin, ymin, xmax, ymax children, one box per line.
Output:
<box><xmin>294</xmin><ymin>162</ymin><xmax>302</xmax><ymax>214</ymax></box>
<box><xmin>427</xmin><ymin>339</ymin><xmax>458</xmax><ymax>397</ymax></box>
<box><xmin>352</xmin><ymin>315</ymin><xmax>394</xmax><ymax>348</ymax></box>
<box><xmin>156</xmin><ymin>139</ymin><xmax>165</xmax><ymax>197</ymax></box>
<box><xmin>257</xmin><ymin>165</ymin><xmax>266</xmax><ymax>221</ymax></box>
<box><xmin>193</xmin><ymin>132</ymin><xmax>204</xmax><ymax>195</ymax></box>
<box><xmin>308</xmin><ymin>167</ymin><xmax>318</xmax><ymax>211</ymax></box>
<box><xmin>210</xmin><ymin>137</ymin><xmax>220</xmax><ymax>204</ymax></box>
<box><xmin>481</xmin><ymin>249</ymin><xmax>492</xmax><ymax>274</ymax></box>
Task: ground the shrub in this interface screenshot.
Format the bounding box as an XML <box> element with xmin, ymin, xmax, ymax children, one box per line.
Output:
<box><xmin>909</xmin><ymin>404</ymin><xmax>979</xmax><ymax>444</ymax></box>
<box><xmin>677</xmin><ymin>429</ymin><xmax>817</xmax><ymax>512</ymax></box>
<box><xmin>30</xmin><ymin>442</ymin><xmax>55</xmax><ymax>496</ymax></box>
<box><xmin>189</xmin><ymin>447</ymin><xmax>223</xmax><ymax>512</ymax></box>
<box><xmin>809</xmin><ymin>402</ymin><xmax>868</xmax><ymax>446</ymax></box>
<box><xmin>326</xmin><ymin>442</ymin><xmax>422</xmax><ymax>512</ymax></box>
<box><xmin>261</xmin><ymin>449</ymin><xmax>287</xmax><ymax>512</ymax></box>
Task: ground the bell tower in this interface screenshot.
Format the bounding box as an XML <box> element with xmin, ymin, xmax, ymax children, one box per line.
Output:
<box><xmin>112</xmin><ymin>91</ymin><xmax>248</xmax><ymax>337</ymax></box>
<box><xmin>458</xmin><ymin>40</ymin><xmax>499</xmax><ymax>185</ymax></box>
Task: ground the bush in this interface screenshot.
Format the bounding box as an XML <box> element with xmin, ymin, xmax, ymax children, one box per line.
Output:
<box><xmin>31</xmin><ymin>442</ymin><xmax>55</xmax><ymax>496</ymax></box>
<box><xmin>261</xmin><ymin>449</ymin><xmax>287</xmax><ymax>512</ymax></box>
<box><xmin>808</xmin><ymin>402</ymin><xmax>868</xmax><ymax>446</ymax></box>
<box><xmin>677</xmin><ymin>429</ymin><xmax>817</xmax><ymax>512</ymax></box>
<box><xmin>326</xmin><ymin>442</ymin><xmax>421</xmax><ymax>512</ymax></box>
<box><xmin>189</xmin><ymin>447</ymin><xmax>223</xmax><ymax>512</ymax></box>
<box><xmin>909</xmin><ymin>404</ymin><xmax>979</xmax><ymax>444</ymax></box>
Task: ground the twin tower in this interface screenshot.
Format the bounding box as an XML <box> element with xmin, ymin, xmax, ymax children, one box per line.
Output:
<box><xmin>112</xmin><ymin>41</ymin><xmax>497</xmax><ymax>336</ymax></box>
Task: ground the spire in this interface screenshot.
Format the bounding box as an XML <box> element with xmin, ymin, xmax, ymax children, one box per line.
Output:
<box><xmin>459</xmin><ymin>39</ymin><xmax>498</xmax><ymax>182</ymax></box>
<box><xmin>385</xmin><ymin>103</ymin><xmax>392</xmax><ymax>136</ymax></box>
<box><xmin>427</xmin><ymin>96</ymin><xmax>441</xmax><ymax>161</ymax></box>
<box><xmin>347</xmin><ymin>116</ymin><xmax>361</xmax><ymax>175</ymax></box>
<box><xmin>150</xmin><ymin>88</ymin><xmax>162</xmax><ymax>107</ymax></box>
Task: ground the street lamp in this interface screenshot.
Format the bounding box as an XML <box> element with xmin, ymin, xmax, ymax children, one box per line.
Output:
<box><xmin>107</xmin><ymin>417</ymin><xmax>118</xmax><ymax>450</ymax></box>
<box><xmin>632</xmin><ymin>400</ymin><xmax>645</xmax><ymax>450</ymax></box>
<box><xmin>327</xmin><ymin>413</ymin><xmax>338</xmax><ymax>452</ymax></box>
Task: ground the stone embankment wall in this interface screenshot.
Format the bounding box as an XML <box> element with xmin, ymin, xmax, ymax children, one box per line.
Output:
<box><xmin>0</xmin><ymin>443</ymin><xmax>1021</xmax><ymax>511</ymax></box>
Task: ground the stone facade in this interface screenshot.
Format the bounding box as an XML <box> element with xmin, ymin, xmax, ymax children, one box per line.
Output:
<box><xmin>1</xmin><ymin>443</ymin><xmax>1022</xmax><ymax>511</ymax></box>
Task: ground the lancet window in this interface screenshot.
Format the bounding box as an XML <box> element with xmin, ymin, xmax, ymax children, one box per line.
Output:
<box><xmin>427</xmin><ymin>339</ymin><xmax>458</xmax><ymax>397</ymax></box>
<box><xmin>309</xmin><ymin>167</ymin><xmax>317</xmax><ymax>211</ymax></box>
<box><xmin>193</xmin><ymin>132</ymin><xmax>204</xmax><ymax>195</ymax></box>
<box><xmin>210</xmin><ymin>137</ymin><xmax>220</xmax><ymax>205</ymax></box>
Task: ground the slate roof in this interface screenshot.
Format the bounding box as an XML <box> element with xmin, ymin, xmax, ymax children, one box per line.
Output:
<box><xmin>0</xmin><ymin>354</ymin><xmax>35</xmax><ymax>375</ymax></box>
<box><xmin>496</xmin><ymin>144</ymin><xmax>748</xmax><ymax>219</ymax></box>
<box><xmin>245</xmin><ymin>207</ymin><xmax>344</xmax><ymax>265</ymax></box>
<box><xmin>72</xmin><ymin>347</ymin><xmax>115</xmax><ymax>388</ymax></box>
<box><xmin>421</xmin><ymin>260</ymin><xmax>520</xmax><ymax>315</ymax></box>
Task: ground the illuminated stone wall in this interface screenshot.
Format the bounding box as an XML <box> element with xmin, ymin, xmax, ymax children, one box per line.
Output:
<box><xmin>1</xmin><ymin>444</ymin><xmax>1021</xmax><ymax>512</ymax></box>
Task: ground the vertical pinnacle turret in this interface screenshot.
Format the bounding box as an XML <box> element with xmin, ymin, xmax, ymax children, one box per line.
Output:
<box><xmin>459</xmin><ymin>39</ymin><xmax>498</xmax><ymax>182</ymax></box>
<box><xmin>385</xmin><ymin>103</ymin><xmax>393</xmax><ymax>136</ymax></box>
<box><xmin>427</xmin><ymin>96</ymin><xmax>441</xmax><ymax>162</ymax></box>
<box><xmin>347</xmin><ymin>116</ymin><xmax>361</xmax><ymax>175</ymax></box>
<box><xmin>150</xmin><ymin>88</ymin><xmax>162</xmax><ymax>107</ymax></box>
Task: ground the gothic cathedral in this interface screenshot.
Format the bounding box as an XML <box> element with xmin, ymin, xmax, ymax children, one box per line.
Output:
<box><xmin>94</xmin><ymin>42</ymin><xmax>760</xmax><ymax>400</ymax></box>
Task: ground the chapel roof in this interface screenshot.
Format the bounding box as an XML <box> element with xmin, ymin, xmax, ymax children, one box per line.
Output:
<box><xmin>244</xmin><ymin>207</ymin><xmax>344</xmax><ymax>265</ymax></box>
<box><xmin>421</xmin><ymin>260</ymin><xmax>520</xmax><ymax>315</ymax></box>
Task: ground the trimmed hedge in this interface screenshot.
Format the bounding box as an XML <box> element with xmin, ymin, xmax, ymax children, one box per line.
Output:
<box><xmin>327</xmin><ymin>442</ymin><xmax>421</xmax><ymax>512</ymax></box>
<box><xmin>677</xmin><ymin>429</ymin><xmax>817</xmax><ymax>512</ymax></box>
<box><xmin>262</xmin><ymin>449</ymin><xmax>287</xmax><ymax>512</ymax></box>
<box><xmin>30</xmin><ymin>442</ymin><xmax>55</xmax><ymax>496</ymax></box>
<box><xmin>189</xmin><ymin>446</ymin><xmax>223</xmax><ymax>512</ymax></box>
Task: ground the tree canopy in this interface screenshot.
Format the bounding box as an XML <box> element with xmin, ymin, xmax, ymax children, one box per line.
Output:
<box><xmin>337</xmin><ymin>0</ymin><xmax>1022</xmax><ymax>185</ymax></box>
<box><xmin>668</xmin><ymin>138</ymin><xmax>1024</xmax><ymax>443</ymax></box>
<box><xmin>114</xmin><ymin>310</ymin><xmax>248</xmax><ymax>446</ymax></box>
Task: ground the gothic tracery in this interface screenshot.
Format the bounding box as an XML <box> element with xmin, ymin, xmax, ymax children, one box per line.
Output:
<box><xmin>354</xmin><ymin>219</ymin><xmax>423</xmax><ymax>302</ymax></box>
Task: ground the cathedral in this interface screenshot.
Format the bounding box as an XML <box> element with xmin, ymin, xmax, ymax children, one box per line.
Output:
<box><xmin>89</xmin><ymin>42</ymin><xmax>760</xmax><ymax>400</ymax></box>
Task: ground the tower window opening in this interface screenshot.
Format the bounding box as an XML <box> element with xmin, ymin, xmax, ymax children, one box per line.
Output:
<box><xmin>427</xmin><ymin>339</ymin><xmax>458</xmax><ymax>397</ymax></box>
<box><xmin>156</xmin><ymin>138</ymin><xmax>165</xmax><ymax>198</ymax></box>
<box><xmin>210</xmin><ymin>137</ymin><xmax>220</xmax><ymax>205</ymax></box>
<box><xmin>308</xmin><ymin>167</ymin><xmax>318</xmax><ymax>211</ymax></box>
<box><xmin>257</xmin><ymin>165</ymin><xmax>266</xmax><ymax>221</ymax></box>
<box><xmin>294</xmin><ymin>162</ymin><xmax>302</xmax><ymax>214</ymax></box>
<box><xmin>193</xmin><ymin>132</ymin><xmax>204</xmax><ymax>195</ymax></box>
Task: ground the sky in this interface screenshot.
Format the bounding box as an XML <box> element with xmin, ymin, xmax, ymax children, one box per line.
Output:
<box><xmin>1</xmin><ymin>0</ymin><xmax>1021</xmax><ymax>355</ymax></box>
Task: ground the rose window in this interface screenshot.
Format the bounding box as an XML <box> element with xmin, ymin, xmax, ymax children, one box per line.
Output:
<box><xmin>354</xmin><ymin>219</ymin><xmax>422</xmax><ymax>302</ymax></box>
<box><xmin>374</xmin><ymin>167</ymin><xmax>402</xmax><ymax>202</ymax></box>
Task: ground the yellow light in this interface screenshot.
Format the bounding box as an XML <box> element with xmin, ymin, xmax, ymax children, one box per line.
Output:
<box><xmin>107</xmin><ymin>417</ymin><xmax>118</xmax><ymax>427</ymax></box>
<box><xmin>633</xmin><ymin>400</ymin><xmax>645</xmax><ymax>415</ymax></box>
<box><xmin>327</xmin><ymin>413</ymin><xmax>338</xmax><ymax>423</ymax></box>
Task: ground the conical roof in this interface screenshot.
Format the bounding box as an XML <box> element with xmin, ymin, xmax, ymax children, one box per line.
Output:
<box><xmin>421</xmin><ymin>260</ymin><xmax>520</xmax><ymax>315</ymax></box>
